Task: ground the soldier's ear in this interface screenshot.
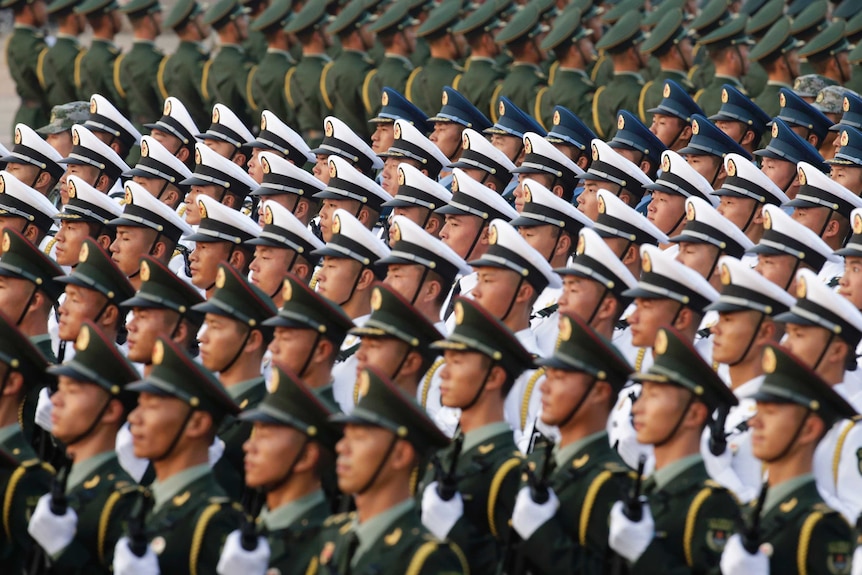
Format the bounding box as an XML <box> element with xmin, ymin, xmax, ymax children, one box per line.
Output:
<box><xmin>424</xmin><ymin>214</ymin><xmax>442</xmax><ymax>236</ymax></box>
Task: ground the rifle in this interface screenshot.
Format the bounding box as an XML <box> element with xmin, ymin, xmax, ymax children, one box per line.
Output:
<box><xmin>741</xmin><ymin>483</ymin><xmax>769</xmax><ymax>554</ymax></box>
<box><xmin>610</xmin><ymin>454</ymin><xmax>647</xmax><ymax>575</ymax></box>
<box><xmin>128</xmin><ymin>491</ymin><xmax>153</xmax><ymax>557</ymax></box>
<box><xmin>433</xmin><ymin>433</ymin><xmax>464</xmax><ymax>501</ymax></box>
<box><xmin>708</xmin><ymin>405</ymin><xmax>731</xmax><ymax>456</ymax></box>
<box><xmin>240</xmin><ymin>488</ymin><xmax>266</xmax><ymax>551</ymax></box>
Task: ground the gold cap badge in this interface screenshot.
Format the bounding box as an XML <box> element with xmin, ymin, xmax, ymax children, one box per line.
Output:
<box><xmin>1</xmin><ymin>232</ymin><xmax>10</xmax><ymax>254</ymax></box>
<box><xmin>726</xmin><ymin>158</ymin><xmax>737</xmax><ymax>177</ymax></box>
<box><xmin>720</xmin><ymin>262</ymin><xmax>731</xmax><ymax>285</ymax></box>
<box><xmin>152</xmin><ymin>340</ymin><xmax>165</xmax><ymax>365</ymax></box>
<box><xmin>454</xmin><ymin>301</ymin><xmax>465</xmax><ymax>325</ymax></box>
<box><xmin>141</xmin><ymin>139</ymin><xmax>149</xmax><ymax>157</ymax></box>
<box><xmin>212</xmin><ymin>107</ymin><xmax>220</xmax><ymax>123</ymax></box>
<box><xmin>641</xmin><ymin>250</ymin><xmax>652</xmax><ymax>273</ymax></box>
<box><xmin>356</xmin><ymin>370</ymin><xmax>371</xmax><ymax>398</ymax></box>
<box><xmin>324</xmin><ymin>120</ymin><xmax>334</xmax><ymax>138</ymax></box>
<box><xmin>264</xmin><ymin>205</ymin><xmax>274</xmax><ymax>225</ymax></box>
<box><xmin>661</xmin><ymin>153</ymin><xmax>671</xmax><ymax>173</ymax></box>
<box><xmin>282</xmin><ymin>278</ymin><xmax>293</xmax><ymax>302</ymax></box>
<box><xmin>370</xmin><ymin>287</ymin><xmax>383</xmax><ymax>310</ymax></box>
<box><xmin>559</xmin><ymin>316</ymin><xmax>573</xmax><ymax>342</ymax></box>
<box><xmin>721</xmin><ymin>89</ymin><xmax>728</xmax><ymax>103</ymax></box>
<box><xmin>762</xmin><ymin>346</ymin><xmax>777</xmax><ymax>373</ymax></box>
<box><xmin>215</xmin><ymin>266</ymin><xmax>227</xmax><ymax>289</ymax></box>
<box><xmin>13</xmin><ymin>128</ymin><xmax>21</xmax><ymax>145</ymax></box>
<box><xmin>617</xmin><ymin>115</ymin><xmax>625</xmax><ymax>130</ymax></box>
<box><xmin>140</xmin><ymin>260</ymin><xmax>151</xmax><ymax>282</ymax></box>
<box><xmin>772</xmin><ymin>123</ymin><xmax>779</xmax><ymax>138</ymax></box>
<box><xmin>75</xmin><ymin>325</ymin><xmax>90</xmax><ymax>351</ymax></box>
<box><xmin>488</xmin><ymin>223</ymin><xmax>499</xmax><ymax>244</ymax></box>
<box><xmin>79</xmin><ymin>241</ymin><xmax>89</xmax><ymax>263</ymax></box>
<box><xmin>654</xmin><ymin>329</ymin><xmax>668</xmax><ymax>355</ymax></box>
<box><xmin>441</xmin><ymin>91</ymin><xmax>448</xmax><ymax>105</ymax></box>
<box><xmin>198</xmin><ymin>199</ymin><xmax>208</xmax><ymax>219</ymax></box>
<box><xmin>332</xmin><ymin>214</ymin><xmax>342</xmax><ymax>234</ymax></box>
<box><xmin>270</xmin><ymin>368</ymin><xmax>279</xmax><ymax>392</ymax></box>
<box><xmin>663</xmin><ymin>83</ymin><xmax>671</xmax><ymax>98</ymax></box>
<box><xmin>89</xmin><ymin>98</ymin><xmax>98</xmax><ymax>114</ymax></box>
<box><xmin>328</xmin><ymin>159</ymin><xmax>338</xmax><ymax>179</ymax></box>
<box><xmin>692</xmin><ymin>119</ymin><xmax>700</xmax><ymax>135</ymax></box>
<box><xmin>553</xmin><ymin>110</ymin><xmax>561</xmax><ymax>125</ymax></box>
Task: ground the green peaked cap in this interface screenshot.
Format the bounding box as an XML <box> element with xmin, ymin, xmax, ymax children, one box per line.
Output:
<box><xmin>192</xmin><ymin>262</ymin><xmax>277</xmax><ymax>327</ymax></box>
<box><xmin>55</xmin><ymin>238</ymin><xmax>135</xmax><ymax>304</ymax></box>
<box><xmin>0</xmin><ymin>227</ymin><xmax>64</xmax><ymax>300</ymax></box>
<box><xmin>122</xmin><ymin>255</ymin><xmax>205</xmax><ymax>322</ymax></box>
<box><xmin>331</xmin><ymin>366</ymin><xmax>449</xmax><ymax>455</ymax></box>
<box><xmin>0</xmin><ymin>311</ymin><xmax>51</xmax><ymax>384</ymax></box>
<box><xmin>262</xmin><ymin>273</ymin><xmax>354</xmax><ymax>346</ymax></box>
<box><xmin>632</xmin><ymin>325</ymin><xmax>738</xmax><ymax>411</ymax></box>
<box><xmin>239</xmin><ymin>363</ymin><xmax>341</xmax><ymax>451</ymax></box>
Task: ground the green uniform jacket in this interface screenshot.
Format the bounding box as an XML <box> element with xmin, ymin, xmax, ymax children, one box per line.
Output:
<box><xmin>248</xmin><ymin>49</ymin><xmax>294</xmax><ymax>126</ymax></box>
<box><xmin>848</xmin><ymin>66</ymin><xmax>862</xmax><ymax>94</ymax></box>
<box><xmin>78</xmin><ymin>39</ymin><xmax>125</xmax><ymax>114</ymax></box>
<box><xmin>754</xmin><ymin>81</ymin><xmax>792</xmax><ymax>120</ymax></box>
<box><xmin>267</xmin><ymin>495</ymin><xmax>331</xmax><ymax>574</ymax></box>
<box><xmin>243</xmin><ymin>30</ymin><xmax>268</xmax><ymax>64</ymax></box>
<box><xmin>454</xmin><ymin>57</ymin><xmax>505</xmax><ymax>123</ymax></box>
<box><xmin>743</xmin><ymin>61</ymin><xmax>768</xmax><ymax>100</ymax></box>
<box><xmin>204</xmin><ymin>44</ymin><xmax>255</xmax><ymax>129</ymax></box>
<box><xmin>537</xmin><ymin>67</ymin><xmax>595</xmax><ymax>132</ymax></box>
<box><xmin>498</xmin><ymin>63</ymin><xmax>547</xmax><ymax>123</ymax></box>
<box><xmin>365</xmin><ymin>54</ymin><xmax>414</xmax><ymax>112</ymax></box>
<box><xmin>310</xmin><ymin>506</ymin><xmax>468</xmax><ymax>574</ymax></box>
<box><xmin>160</xmin><ymin>41</ymin><xmax>210</xmax><ymax>130</ymax></box>
<box><xmin>286</xmin><ymin>53</ymin><xmax>331</xmax><ymax>146</ymax></box>
<box><xmin>405</xmin><ymin>56</ymin><xmax>463</xmax><ymax>116</ymax></box>
<box><xmin>116</xmin><ymin>40</ymin><xmax>165</xmax><ymax>131</ymax></box>
<box><xmin>321</xmin><ymin>49</ymin><xmax>377</xmax><ymax>140</ymax></box>
<box><xmin>516</xmin><ymin>433</ymin><xmax>635</xmax><ymax>575</ymax></box>
<box><xmin>752</xmin><ymin>478</ymin><xmax>852</xmax><ymax>575</ymax></box>
<box><xmin>592</xmin><ymin>72</ymin><xmax>646</xmax><ymax>139</ymax></box>
<box><xmin>638</xmin><ymin>70</ymin><xmax>695</xmax><ymax>120</ymax></box>
<box><xmin>51</xmin><ymin>454</ymin><xmax>142</xmax><ymax>574</ymax></box>
<box><xmin>631</xmin><ymin>459</ymin><xmax>739</xmax><ymax>575</ymax></box>
<box><xmin>418</xmin><ymin>426</ymin><xmax>523</xmax><ymax>574</ymax></box>
<box><xmin>144</xmin><ymin>472</ymin><xmax>243</xmax><ymax>575</ymax></box>
<box><xmin>214</xmin><ymin>378</ymin><xmax>266</xmax><ymax>498</ymax></box>
<box><xmin>41</xmin><ymin>35</ymin><xmax>85</xmax><ymax>108</ymax></box>
<box><xmin>0</xmin><ymin>428</ymin><xmax>54</xmax><ymax>574</ymax></box>
<box><xmin>695</xmin><ymin>75</ymin><xmax>746</xmax><ymax>117</ymax></box>
<box><xmin>6</xmin><ymin>25</ymin><xmax>51</xmax><ymax>130</ymax></box>
<box><xmin>588</xmin><ymin>53</ymin><xmax>613</xmax><ymax>88</ymax></box>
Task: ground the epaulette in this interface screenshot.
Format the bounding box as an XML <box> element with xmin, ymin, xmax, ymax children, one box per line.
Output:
<box><xmin>323</xmin><ymin>511</ymin><xmax>355</xmax><ymax>528</ymax></box>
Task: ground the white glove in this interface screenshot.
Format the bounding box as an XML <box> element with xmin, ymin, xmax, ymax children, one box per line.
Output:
<box><xmin>852</xmin><ymin>546</ymin><xmax>862</xmax><ymax>575</ymax></box>
<box><xmin>113</xmin><ymin>537</ymin><xmax>160</xmax><ymax>575</ymax></box>
<box><xmin>608</xmin><ymin>499</ymin><xmax>654</xmax><ymax>563</ymax></box>
<box><xmin>116</xmin><ymin>423</ymin><xmax>150</xmax><ymax>482</ymax></box>
<box><xmin>35</xmin><ymin>387</ymin><xmax>53</xmax><ymax>432</ymax></box>
<box><xmin>208</xmin><ymin>437</ymin><xmax>225</xmax><ymax>467</ymax></box>
<box><xmin>512</xmin><ymin>486</ymin><xmax>560</xmax><ymax>540</ymax></box>
<box><xmin>421</xmin><ymin>481</ymin><xmax>464</xmax><ymax>540</ymax></box>
<box><xmin>216</xmin><ymin>530</ymin><xmax>271</xmax><ymax>575</ymax></box>
<box><xmin>720</xmin><ymin>533</ymin><xmax>769</xmax><ymax>574</ymax></box>
<box><xmin>27</xmin><ymin>493</ymin><xmax>78</xmax><ymax>556</ymax></box>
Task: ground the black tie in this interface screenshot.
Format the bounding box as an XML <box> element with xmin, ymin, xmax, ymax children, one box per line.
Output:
<box><xmin>338</xmin><ymin>530</ymin><xmax>360</xmax><ymax>575</ymax></box>
<box><xmin>443</xmin><ymin>279</ymin><xmax>462</xmax><ymax>320</ymax></box>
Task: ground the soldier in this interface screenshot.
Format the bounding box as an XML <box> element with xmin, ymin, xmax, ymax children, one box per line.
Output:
<box><xmin>181</xmin><ymin>142</ymin><xmax>258</xmax><ymax>225</ymax></box>
<box><xmin>416</xmin><ymin>296</ymin><xmax>530</xmax><ymax>572</ymax></box>
<box><xmin>249</xmin><ymin>151</ymin><xmax>324</xmax><ymax>228</ymax></box>
<box><xmin>494</xmin><ymin>3</ymin><xmax>547</xmax><ymax>122</ymax></box>
<box><xmin>240</xmin><ymin>0</ymin><xmax>268</xmax><ymax>62</ymax></box>
<box><xmin>36</xmin><ymin>101</ymin><xmax>91</xmax><ymax>160</ymax></box>
<box><xmin>263</xmin><ymin>274</ymin><xmax>354</xmax><ymax>404</ymax></box>
<box><xmin>215</xmin><ymin>365</ymin><xmax>341</xmax><ymax>574</ymax></box>
<box><xmin>116</xmin><ymin>0</ymin><xmax>165</xmax><ymax>133</ymax></box>
<box><xmin>776</xmin><ymin>88</ymin><xmax>834</xmax><ymax>153</ymax></box>
<box><xmin>124</xmin><ymin>135</ymin><xmax>193</xmax><ymax>212</ymax></box>
<box><xmin>159</xmin><ymin>0</ymin><xmax>211</xmax><ymax>131</ymax></box>
<box><xmin>607</xmin><ymin>326</ymin><xmax>740</xmax><ymax>572</ymax></box>
<box><xmin>382</xmin><ymin>164</ymin><xmax>450</xmax><ymax>240</ymax></box>
<box><xmin>27</xmin><ymin>321</ymin><xmax>142</xmax><ymax>574</ymax></box>
<box><xmin>831</xmin><ymin>125</ymin><xmax>862</xmax><ymax>195</ymax></box>
<box><xmin>678</xmin><ymin>115</ymin><xmax>751</xmax><ymax>189</ymax></box>
<box><xmin>798</xmin><ymin>20</ymin><xmax>853</xmax><ymax>88</ymax></box>
<box><xmin>313</xmin><ymin>155</ymin><xmax>392</xmax><ymax>242</ymax></box>
<box><xmin>311</xmin><ymin>209</ymin><xmax>390</xmax><ymax>413</ymax></box>
<box><xmin>850</xmin><ymin>40</ymin><xmax>862</xmax><ymax>95</ymax></box>
<box><xmin>1</xmin><ymin>122</ymin><xmax>65</xmax><ymax>197</ymax></box>
<box><xmin>721</xmin><ymin>345</ymin><xmax>855</xmax><ymax>574</ymax></box>
<box><xmin>198</xmin><ymin>103</ymin><xmax>255</xmax><ymax>169</ymax></box>
<box><xmin>315</xmin><ymin>367</ymin><xmax>467</xmax><ymax>574</ymax></box>
<box><xmin>484</xmin><ymin>96</ymin><xmax>545</xmax><ymax>170</ymax></box>
<box><xmin>0</xmin><ymin>170</ymin><xmax>61</xmax><ymax>251</ymax></box>
<box><xmin>320</xmin><ymin>0</ymin><xmax>378</xmax><ymax>140</ymax></box>
<box><xmin>58</xmin><ymin>124</ymin><xmax>131</xmax><ymax>198</ymax></box>
<box><xmin>591</xmin><ymin>12</ymin><xmax>647</xmax><ymax>139</ymax></box>
<box><xmin>379</xmin><ymin>119</ymin><xmax>449</xmax><ymax>195</ymax></box>
<box><xmin>365</xmin><ymin>2</ymin><xmax>417</xmax><ymax>99</ymax></box>
<box><xmin>693</xmin><ymin>15</ymin><xmax>754</xmax><ymax>117</ymax></box>
<box><xmin>756</xmin><ymin>118</ymin><xmax>825</xmax><ymax>199</ymax></box>
<box><xmin>545</xmin><ymin>106</ymin><xmax>598</xmax><ymax>169</ymax></box>
<box><xmin>684</xmin><ymin>0</ymin><xmax>731</xmax><ymax>91</ymax></box>
<box><xmin>84</xmin><ymin>94</ymin><xmax>143</xmax><ymax>165</ymax></box>
<box><xmin>368</xmin><ymin>88</ymin><xmax>429</xmax><ymax>156</ymax></box>
<box><xmin>702</xmin><ymin>256</ymin><xmax>795</xmax><ymax>504</ymax></box>
<box><xmin>713</xmin><ymin>153</ymin><xmax>790</xmax><ymax>245</ymax></box>
<box><xmin>247</xmin><ymin>110</ymin><xmax>314</xmax><ymax>184</ymax></box>
<box><xmin>638</xmin><ymin>9</ymin><xmax>695</xmax><ymax>117</ymax></box>
<box><xmin>449</xmin><ymin>1</ymin><xmax>504</xmax><ymax>122</ymax></box>
<box><xmin>449</xmin><ymin>128</ymin><xmax>515</xmax><ymax>193</ymax></box>
<box><xmin>646</xmin><ymin>80</ymin><xmax>703</xmax><ymax>152</ymax></box>
<box><xmin>4</xmin><ymin>0</ymin><xmax>51</xmax><ymax>130</ymax></box>
<box><xmin>511</xmin><ymin>312</ymin><xmax>634</xmax><ymax>574</ymax></box>
<box><xmin>75</xmin><ymin>0</ymin><xmax>125</xmax><ymax>108</ymax></box>
<box><xmin>0</xmin><ymin>314</ymin><xmax>54</xmax><ymax>573</ymax></box>
<box><xmin>749</xmin><ymin>17</ymin><xmax>803</xmax><ymax>119</ymax></box>
<box><xmin>708</xmin><ymin>84</ymin><xmax>772</xmax><ymax>156</ymax></box>
<box><xmin>576</xmin><ymin>139</ymin><xmax>652</xmax><ymax>222</ymax></box>
<box><xmin>309</xmin><ymin>116</ymin><xmax>383</xmax><ymax>185</ymax></box>
<box><xmin>284</xmin><ymin>1</ymin><xmax>333</xmax><ymax>147</ymax></box>
<box><xmin>112</xmin><ymin>337</ymin><xmax>244</xmax><ymax>574</ymax></box>
<box><xmin>109</xmin><ymin>180</ymin><xmax>193</xmax><ymax>290</ymax></box>
<box><xmin>407</xmin><ymin>0</ymin><xmax>464</xmax><ymax>116</ymax></box>
<box><xmin>202</xmin><ymin>0</ymin><xmax>255</xmax><ymax>128</ymax></box>
<box><xmin>427</xmin><ymin>86</ymin><xmax>492</xmax><ymax>168</ymax></box>
<box><xmin>608</xmin><ymin>110</ymin><xmax>667</xmax><ymax>181</ymax></box>
<box><xmin>812</xmin><ymin>86</ymin><xmax>851</xmax><ymax>160</ymax></box>
<box><xmin>145</xmin><ymin>96</ymin><xmax>200</xmax><ymax>169</ymax></box>
<box><xmin>53</xmin><ymin>175</ymin><xmax>123</xmax><ymax>269</ymax></box>
<box><xmin>536</xmin><ymin>8</ymin><xmax>595</xmax><ymax>130</ymax></box>
<box><xmin>42</xmin><ymin>0</ymin><xmax>86</xmax><ymax>109</ymax></box>
<box><xmin>247</xmin><ymin>200</ymin><xmax>324</xmax><ymax>302</ymax></box>
<box><xmin>247</xmin><ymin>0</ymin><xmax>295</xmax><ymax>124</ymax></box>
<box><xmin>511</xmin><ymin>131</ymin><xmax>584</xmax><ymax>206</ymax></box>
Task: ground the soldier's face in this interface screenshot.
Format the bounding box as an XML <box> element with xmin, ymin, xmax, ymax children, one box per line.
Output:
<box><xmin>335</xmin><ymin>424</ymin><xmax>405</xmax><ymax>494</ymax></box>
<box><xmin>831</xmin><ymin>165</ymin><xmax>862</xmax><ymax>195</ymax></box>
<box><xmin>184</xmin><ymin>184</ymin><xmax>222</xmax><ymax>225</ymax></box>
<box><xmin>390</xmin><ymin>207</ymin><xmax>432</xmax><ymax>241</ymax></box>
<box><xmin>557</xmin><ymin>275</ymin><xmax>606</xmax><ymax>325</ymax></box>
<box><xmin>256</xmin><ymin>194</ymin><xmax>300</xmax><ymax>226</ymax></box>
<box><xmin>370</xmin><ymin>124</ymin><xmax>394</xmax><ymax>155</ymax></box>
<box><xmin>110</xmin><ymin>226</ymin><xmax>158</xmax><ymax>277</ymax></box>
<box><xmin>839</xmin><ymin>256</ymin><xmax>862</xmax><ymax>309</ymax></box>
<box><xmin>4</xmin><ymin>163</ymin><xmax>41</xmax><ymax>191</ymax></box>
<box><xmin>540</xmin><ymin>368</ymin><xmax>600</xmax><ymax>427</ymax></box>
<box><xmin>577</xmin><ymin>181</ymin><xmax>620</xmax><ymax>222</ymax></box>
<box><xmin>513</xmin><ymin>173</ymin><xmax>554</xmax><ymax>212</ymax></box>
<box><xmin>675</xmin><ymin>241</ymin><xmax>720</xmax><ymax>283</ymax></box>
<box><xmin>684</xmin><ymin>154</ymin><xmax>722</xmax><ymax>187</ymax></box>
<box><xmin>438</xmin><ymin>349</ymin><xmax>492</xmax><ymax>408</ymax></box>
<box><xmin>250</xmin><ymin>245</ymin><xmax>295</xmax><ymax>300</ymax></box>
<box><xmin>355</xmin><ymin>337</ymin><xmax>411</xmax><ymax>380</ymax></box>
<box><xmin>0</xmin><ymin>217</ymin><xmax>26</xmax><ymax>240</ymax></box>
<box><xmin>647</xmin><ymin>190</ymin><xmax>686</xmax><ymax>235</ymax></box>
<box><xmin>315</xmin><ymin>256</ymin><xmax>362</xmax><ymax>304</ymax></box>
<box><xmin>471</xmin><ymin>267</ymin><xmax>525</xmax><ymax>320</ymax></box>
<box><xmin>312</xmin><ymin>154</ymin><xmax>330</xmax><ymax>185</ymax></box>
<box><xmin>782</xmin><ymin>324</ymin><xmax>838</xmax><ymax>374</ymax></box>
<box><xmin>628</xmin><ymin>297</ymin><xmax>681</xmax><ymax>347</ymax></box>
<box><xmin>199</xmin><ymin>313</ymin><xmax>250</xmax><ymax>373</ymax></box>
<box><xmin>0</xmin><ymin>275</ymin><xmax>38</xmax><ymax>326</ymax></box>
<box><xmin>760</xmin><ymin>158</ymin><xmax>798</xmax><ymax>196</ymax></box>
<box><xmin>57</xmin><ymin>284</ymin><xmax>108</xmax><ymax>342</ymax></box>
<box><xmin>490</xmin><ymin>134</ymin><xmax>523</xmax><ymax>164</ymax></box>
<box><xmin>55</xmin><ymin>220</ymin><xmax>92</xmax><ymax>266</ymax></box>
<box><xmin>318</xmin><ymin>198</ymin><xmax>360</xmax><ymax>242</ymax></box>
<box><xmin>247</xmin><ymin>148</ymin><xmax>274</xmax><ymax>184</ymax></box>
<box><xmin>63</xmin><ymin>164</ymin><xmax>100</xmax><ymax>191</ymax></box>
<box><xmin>188</xmin><ymin>241</ymin><xmax>231</xmax><ymax>290</ymax></box>
<box><xmin>754</xmin><ymin>254</ymin><xmax>799</xmax><ymax>293</ymax></box>
<box><xmin>30</xmin><ymin>0</ymin><xmax>48</xmax><ymax>27</ymax></box>
<box><xmin>149</xmin><ymin>128</ymin><xmax>182</xmax><ymax>155</ymax></box>
<box><xmin>710</xmin><ymin>310</ymin><xmax>766</xmax><ymax>366</ymax></box>
<box><xmin>439</xmin><ymin>214</ymin><xmax>483</xmax><ymax>259</ymax></box>
<box><xmin>132</xmin><ymin>175</ymin><xmax>168</xmax><ymax>201</ymax></box>
<box><xmin>714</xmin><ymin>120</ymin><xmax>747</xmax><ymax>146</ymax></box>
<box><xmin>383</xmin><ymin>263</ymin><xmax>424</xmax><ymax>300</ymax></box>
<box><xmin>749</xmin><ymin>401</ymin><xmax>813</xmax><ymax>461</ymax></box>
<box><xmin>430</xmin><ymin>122</ymin><xmax>463</xmax><ymax>160</ymax></box>
<box><xmin>128</xmin><ymin>392</ymin><xmax>198</xmax><ymax>459</ymax></box>
<box><xmin>204</xmin><ymin>139</ymin><xmax>238</xmax><ymax>160</ymax></box>
<box><xmin>127</xmin><ymin>307</ymin><xmax>179</xmax><ymax>364</ymax></box>
<box><xmin>244</xmin><ymin>422</ymin><xmax>309</xmax><ymax>488</ymax></box>
<box><xmin>50</xmin><ymin>376</ymin><xmax>113</xmax><ymax>445</ymax></box>
<box><xmin>649</xmin><ymin>114</ymin><xmax>687</xmax><ymax>149</ymax></box>
<box><xmin>47</xmin><ymin>132</ymin><xmax>74</xmax><ymax>161</ymax></box>
<box><xmin>268</xmin><ymin>326</ymin><xmax>323</xmax><ymax>374</ymax></box>
<box><xmin>716</xmin><ymin>196</ymin><xmax>759</xmax><ymax>233</ymax></box>
<box><xmin>631</xmin><ymin>380</ymin><xmax>694</xmax><ymax>445</ymax></box>
<box><xmin>380</xmin><ymin>158</ymin><xmax>403</xmax><ymax>194</ymax></box>
<box><xmin>790</xmin><ymin>206</ymin><xmax>832</xmax><ymax>239</ymax></box>
<box><xmin>519</xmin><ymin>223</ymin><xmax>563</xmax><ymax>263</ymax></box>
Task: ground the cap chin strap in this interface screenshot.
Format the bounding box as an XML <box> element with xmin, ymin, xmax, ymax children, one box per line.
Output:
<box><xmin>263</xmin><ymin>438</ymin><xmax>309</xmax><ymax>492</ymax></box>
<box><xmin>389</xmin><ymin>346</ymin><xmax>413</xmax><ymax>381</ymax></box>
<box><xmin>761</xmin><ymin>409</ymin><xmax>811</xmax><ymax>464</ymax></box>
<box><xmin>155</xmin><ymin>180</ymin><xmax>171</xmax><ymax>202</ymax></box>
<box><xmin>584</xmin><ymin>287</ymin><xmax>610</xmax><ymax>326</ymax></box>
<box><xmin>409</xmin><ymin>267</ymin><xmax>431</xmax><ymax>306</ymax></box>
<box><xmin>652</xmin><ymin>390</ymin><xmax>696</xmax><ymax>448</ymax></box>
<box><xmin>297</xmin><ymin>333</ymin><xmax>323</xmax><ymax>378</ymax></box>
<box><xmin>709</xmin><ymin>163</ymin><xmax>723</xmax><ymax>188</ymax></box>
<box><xmin>499</xmin><ymin>276</ymin><xmax>525</xmax><ymax>324</ymax></box>
<box><xmin>355</xmin><ymin>432</ymin><xmax>400</xmax><ymax>495</ymax></box>
<box><xmin>779</xmin><ymin>172</ymin><xmax>796</xmax><ymax>194</ymax></box>
<box><xmin>541</xmin><ymin>227</ymin><xmax>563</xmax><ymax>264</ymax></box>
<box><xmin>270</xmin><ymin>252</ymin><xmax>300</xmax><ymax>299</ymax></box>
<box><xmin>151</xmin><ymin>403</ymin><xmax>196</xmax><ymax>462</ymax></box>
<box><xmin>459</xmin><ymin>362</ymin><xmax>495</xmax><ymax>412</ymax></box>
<box><xmin>782</xmin><ymin>259</ymin><xmax>802</xmax><ymax>292</ymax></box>
<box><xmin>835</xmin><ymin>54</ymin><xmax>848</xmax><ymax>86</ymax></box>
<box><xmin>217</xmin><ymin>324</ymin><xmax>252</xmax><ymax>374</ymax></box>
<box><xmin>728</xmin><ymin>313</ymin><xmax>765</xmax><ymax>367</ymax></box>
<box><xmin>464</xmin><ymin>223</ymin><xmax>486</xmax><ymax>262</ymax></box>
<box><xmin>740</xmin><ymin>201</ymin><xmax>763</xmax><ymax>235</ymax></box>
<box><xmin>675</xmin><ymin>43</ymin><xmax>691</xmax><ymax>72</ymax></box>
<box><xmin>128</xmin><ymin>233</ymin><xmax>164</xmax><ymax>280</ymax></box>
<box><xmin>557</xmin><ymin>376</ymin><xmax>597</xmax><ymax>430</ymax></box>
<box><xmin>15</xmin><ymin>285</ymin><xmax>38</xmax><ymax>327</ymax></box>
<box><xmin>811</xmin><ymin>332</ymin><xmax>836</xmax><ymax>374</ymax></box>
<box><xmin>64</xmin><ymin>391</ymin><xmax>114</xmax><ymax>447</ymax></box>
<box><xmin>336</xmin><ymin>265</ymin><xmax>366</xmax><ymax>307</ymax></box>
